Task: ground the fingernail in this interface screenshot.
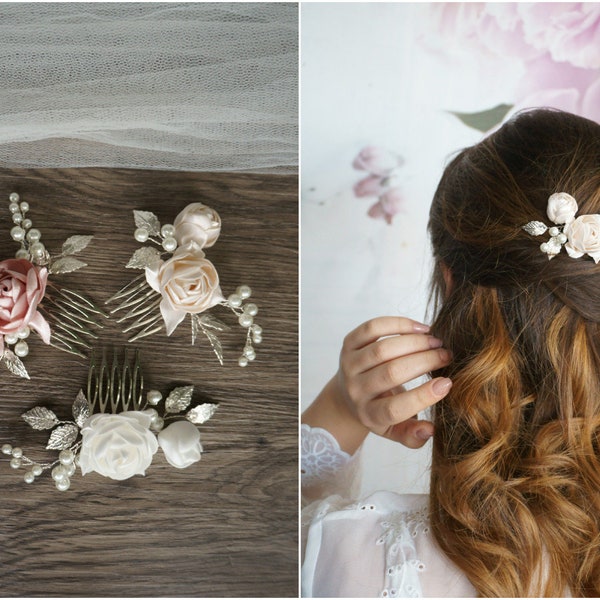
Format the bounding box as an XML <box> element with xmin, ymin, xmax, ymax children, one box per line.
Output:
<box><xmin>412</xmin><ymin>321</ymin><xmax>430</xmax><ymax>333</ymax></box>
<box><xmin>416</xmin><ymin>428</ymin><xmax>433</xmax><ymax>440</ymax></box>
<box><xmin>439</xmin><ymin>348</ymin><xmax>452</xmax><ymax>362</ymax></box>
<box><xmin>428</xmin><ymin>336</ymin><xmax>443</xmax><ymax>349</ymax></box>
<box><xmin>432</xmin><ymin>377</ymin><xmax>452</xmax><ymax>395</ymax></box>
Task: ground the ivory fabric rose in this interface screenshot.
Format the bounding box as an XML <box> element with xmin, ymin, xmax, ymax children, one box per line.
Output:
<box><xmin>145</xmin><ymin>246</ymin><xmax>224</xmax><ymax>335</ymax></box>
<box><xmin>565</xmin><ymin>214</ymin><xmax>600</xmax><ymax>263</ymax></box>
<box><xmin>173</xmin><ymin>203</ymin><xmax>221</xmax><ymax>250</ymax></box>
<box><xmin>157</xmin><ymin>421</ymin><xmax>203</xmax><ymax>468</ymax></box>
<box><xmin>79</xmin><ymin>411</ymin><xmax>159</xmax><ymax>480</ymax></box>
<box><xmin>547</xmin><ymin>192</ymin><xmax>578</xmax><ymax>225</ymax></box>
<box><xmin>0</xmin><ymin>259</ymin><xmax>50</xmax><ymax>353</ymax></box>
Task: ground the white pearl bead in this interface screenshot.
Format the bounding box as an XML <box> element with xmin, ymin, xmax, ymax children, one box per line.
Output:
<box><xmin>9</xmin><ymin>192</ymin><xmax>19</xmax><ymax>202</ymax></box>
<box><xmin>26</xmin><ymin>228</ymin><xmax>41</xmax><ymax>242</ymax></box>
<box><xmin>243</xmin><ymin>303</ymin><xmax>258</xmax><ymax>316</ymax></box>
<box><xmin>151</xmin><ymin>416</ymin><xmax>164</xmax><ymax>431</ymax></box>
<box><xmin>251</xmin><ymin>325</ymin><xmax>263</xmax><ymax>336</ymax></box>
<box><xmin>557</xmin><ymin>233</ymin><xmax>567</xmax><ymax>244</ymax></box>
<box><xmin>14</xmin><ymin>341</ymin><xmax>29</xmax><ymax>357</ymax></box>
<box><xmin>10</xmin><ymin>226</ymin><xmax>25</xmax><ymax>241</ymax></box>
<box><xmin>52</xmin><ymin>465</ymin><xmax>67</xmax><ymax>481</ymax></box>
<box><xmin>56</xmin><ymin>477</ymin><xmax>70</xmax><ymax>491</ymax></box>
<box><xmin>24</xmin><ymin>471</ymin><xmax>35</xmax><ymax>484</ymax></box>
<box><xmin>1</xmin><ymin>444</ymin><xmax>12</xmax><ymax>455</ymax></box>
<box><xmin>17</xmin><ymin>326</ymin><xmax>30</xmax><ymax>339</ymax></box>
<box><xmin>237</xmin><ymin>285</ymin><xmax>252</xmax><ymax>299</ymax></box>
<box><xmin>59</xmin><ymin>449</ymin><xmax>74</xmax><ymax>465</ymax></box>
<box><xmin>540</xmin><ymin>242</ymin><xmax>549</xmax><ymax>253</ymax></box>
<box><xmin>147</xmin><ymin>390</ymin><xmax>162</xmax><ymax>405</ymax></box>
<box><xmin>239</xmin><ymin>313</ymin><xmax>253</xmax><ymax>328</ymax></box>
<box><xmin>161</xmin><ymin>224</ymin><xmax>175</xmax><ymax>238</ymax></box>
<box><xmin>30</xmin><ymin>242</ymin><xmax>45</xmax><ymax>258</ymax></box>
<box><xmin>10</xmin><ymin>458</ymin><xmax>21</xmax><ymax>469</ymax></box>
<box><xmin>5</xmin><ymin>333</ymin><xmax>18</xmax><ymax>345</ymax></box>
<box><xmin>12</xmin><ymin>447</ymin><xmax>23</xmax><ymax>458</ymax></box>
<box><xmin>253</xmin><ymin>334</ymin><xmax>262</xmax><ymax>344</ymax></box>
<box><xmin>19</xmin><ymin>201</ymin><xmax>29</xmax><ymax>213</ymax></box>
<box><xmin>245</xmin><ymin>348</ymin><xmax>256</xmax><ymax>361</ymax></box>
<box><xmin>32</xmin><ymin>464</ymin><xmax>42</xmax><ymax>476</ymax></box>
<box><xmin>9</xmin><ymin>202</ymin><xmax>20</xmax><ymax>214</ymax></box>
<box><xmin>12</xmin><ymin>214</ymin><xmax>22</xmax><ymax>224</ymax></box>
<box><xmin>238</xmin><ymin>356</ymin><xmax>249</xmax><ymax>367</ymax></box>
<box><xmin>228</xmin><ymin>293</ymin><xmax>242</xmax><ymax>308</ymax></box>
<box><xmin>21</xmin><ymin>218</ymin><xmax>32</xmax><ymax>230</ymax></box>
<box><xmin>548</xmin><ymin>226</ymin><xmax>559</xmax><ymax>237</ymax></box>
<box><xmin>134</xmin><ymin>228</ymin><xmax>149</xmax><ymax>243</ymax></box>
<box><xmin>15</xmin><ymin>249</ymin><xmax>29</xmax><ymax>260</ymax></box>
<box><xmin>162</xmin><ymin>236</ymin><xmax>177</xmax><ymax>252</ymax></box>
<box><xmin>66</xmin><ymin>463</ymin><xmax>76</xmax><ymax>477</ymax></box>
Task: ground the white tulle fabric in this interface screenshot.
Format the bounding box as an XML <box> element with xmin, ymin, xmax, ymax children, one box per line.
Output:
<box><xmin>0</xmin><ymin>3</ymin><xmax>297</xmax><ymax>173</ymax></box>
<box><xmin>301</xmin><ymin>424</ymin><xmax>477</xmax><ymax>598</ymax></box>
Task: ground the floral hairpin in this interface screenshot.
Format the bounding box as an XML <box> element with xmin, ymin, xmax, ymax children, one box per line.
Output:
<box><xmin>0</xmin><ymin>193</ymin><xmax>105</xmax><ymax>378</ymax></box>
<box><xmin>522</xmin><ymin>192</ymin><xmax>600</xmax><ymax>262</ymax></box>
<box><xmin>1</xmin><ymin>350</ymin><xmax>218</xmax><ymax>491</ymax></box>
<box><xmin>106</xmin><ymin>203</ymin><xmax>262</xmax><ymax>367</ymax></box>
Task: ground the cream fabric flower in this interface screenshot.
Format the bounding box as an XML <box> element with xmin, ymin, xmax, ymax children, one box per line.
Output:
<box><xmin>173</xmin><ymin>202</ymin><xmax>221</xmax><ymax>250</ymax></box>
<box><xmin>158</xmin><ymin>421</ymin><xmax>203</xmax><ymax>468</ymax></box>
<box><xmin>547</xmin><ymin>192</ymin><xmax>578</xmax><ymax>225</ymax></box>
<box><xmin>145</xmin><ymin>246</ymin><xmax>224</xmax><ymax>335</ymax></box>
<box><xmin>79</xmin><ymin>411</ymin><xmax>158</xmax><ymax>480</ymax></box>
<box><xmin>565</xmin><ymin>214</ymin><xmax>600</xmax><ymax>263</ymax></box>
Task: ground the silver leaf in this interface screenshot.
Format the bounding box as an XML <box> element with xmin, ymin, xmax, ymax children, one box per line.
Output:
<box><xmin>62</xmin><ymin>235</ymin><xmax>93</xmax><ymax>256</ymax></box>
<box><xmin>522</xmin><ymin>221</ymin><xmax>548</xmax><ymax>236</ymax></box>
<box><xmin>165</xmin><ymin>385</ymin><xmax>194</xmax><ymax>414</ymax></box>
<box><xmin>186</xmin><ymin>403</ymin><xmax>218</xmax><ymax>425</ymax></box>
<box><xmin>199</xmin><ymin>313</ymin><xmax>230</xmax><ymax>332</ymax></box>
<box><xmin>49</xmin><ymin>256</ymin><xmax>87</xmax><ymax>274</ymax></box>
<box><xmin>126</xmin><ymin>246</ymin><xmax>162</xmax><ymax>270</ymax></box>
<box><xmin>2</xmin><ymin>350</ymin><xmax>30</xmax><ymax>379</ymax></box>
<box><xmin>72</xmin><ymin>389</ymin><xmax>90</xmax><ymax>428</ymax></box>
<box><xmin>133</xmin><ymin>210</ymin><xmax>161</xmax><ymax>236</ymax></box>
<box><xmin>22</xmin><ymin>406</ymin><xmax>59</xmax><ymax>430</ymax></box>
<box><xmin>191</xmin><ymin>314</ymin><xmax>200</xmax><ymax>345</ymax></box>
<box><xmin>201</xmin><ymin>326</ymin><xmax>224</xmax><ymax>366</ymax></box>
<box><xmin>46</xmin><ymin>424</ymin><xmax>79</xmax><ymax>450</ymax></box>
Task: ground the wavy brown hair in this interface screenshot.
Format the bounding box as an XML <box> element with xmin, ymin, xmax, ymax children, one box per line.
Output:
<box><xmin>428</xmin><ymin>109</ymin><xmax>600</xmax><ymax>597</ymax></box>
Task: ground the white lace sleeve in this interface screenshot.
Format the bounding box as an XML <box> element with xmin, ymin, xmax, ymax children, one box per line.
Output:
<box><xmin>301</xmin><ymin>424</ymin><xmax>361</xmax><ymax>503</ymax></box>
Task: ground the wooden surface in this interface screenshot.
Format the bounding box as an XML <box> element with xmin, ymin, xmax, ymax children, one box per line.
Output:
<box><xmin>0</xmin><ymin>169</ymin><xmax>298</xmax><ymax>597</ymax></box>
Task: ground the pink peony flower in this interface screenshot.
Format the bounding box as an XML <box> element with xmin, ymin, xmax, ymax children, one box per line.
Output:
<box><xmin>0</xmin><ymin>259</ymin><xmax>50</xmax><ymax>354</ymax></box>
<box><xmin>352</xmin><ymin>146</ymin><xmax>403</xmax><ymax>176</ymax></box>
<box><xmin>367</xmin><ymin>187</ymin><xmax>405</xmax><ymax>225</ymax></box>
<box><xmin>353</xmin><ymin>174</ymin><xmax>386</xmax><ymax>198</ymax></box>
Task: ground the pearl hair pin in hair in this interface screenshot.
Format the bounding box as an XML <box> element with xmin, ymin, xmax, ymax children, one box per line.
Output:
<box><xmin>522</xmin><ymin>192</ymin><xmax>600</xmax><ymax>262</ymax></box>
<box><xmin>1</xmin><ymin>350</ymin><xmax>218</xmax><ymax>491</ymax></box>
<box><xmin>0</xmin><ymin>193</ymin><xmax>105</xmax><ymax>378</ymax></box>
<box><xmin>106</xmin><ymin>203</ymin><xmax>262</xmax><ymax>367</ymax></box>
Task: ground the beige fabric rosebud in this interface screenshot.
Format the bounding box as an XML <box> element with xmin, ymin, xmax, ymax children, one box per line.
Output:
<box><xmin>173</xmin><ymin>202</ymin><xmax>221</xmax><ymax>250</ymax></box>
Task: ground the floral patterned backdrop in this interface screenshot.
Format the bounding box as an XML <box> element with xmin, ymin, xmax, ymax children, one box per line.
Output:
<box><xmin>301</xmin><ymin>2</ymin><xmax>600</xmax><ymax>495</ymax></box>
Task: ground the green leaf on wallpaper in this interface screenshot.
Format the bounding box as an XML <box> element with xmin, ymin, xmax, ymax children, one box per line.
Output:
<box><xmin>450</xmin><ymin>104</ymin><xmax>513</xmax><ymax>132</ymax></box>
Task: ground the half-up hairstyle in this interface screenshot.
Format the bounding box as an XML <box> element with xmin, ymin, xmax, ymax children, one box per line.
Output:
<box><xmin>428</xmin><ymin>109</ymin><xmax>600</xmax><ymax>597</ymax></box>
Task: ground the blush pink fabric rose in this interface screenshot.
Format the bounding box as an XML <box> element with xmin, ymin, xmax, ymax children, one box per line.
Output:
<box><xmin>145</xmin><ymin>247</ymin><xmax>225</xmax><ymax>336</ymax></box>
<box><xmin>173</xmin><ymin>203</ymin><xmax>221</xmax><ymax>250</ymax></box>
<box><xmin>353</xmin><ymin>174</ymin><xmax>386</xmax><ymax>198</ymax></box>
<box><xmin>367</xmin><ymin>187</ymin><xmax>405</xmax><ymax>225</ymax></box>
<box><xmin>0</xmin><ymin>259</ymin><xmax>50</xmax><ymax>353</ymax></box>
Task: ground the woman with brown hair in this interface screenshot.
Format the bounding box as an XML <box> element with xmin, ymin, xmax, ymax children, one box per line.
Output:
<box><xmin>302</xmin><ymin>109</ymin><xmax>600</xmax><ymax>597</ymax></box>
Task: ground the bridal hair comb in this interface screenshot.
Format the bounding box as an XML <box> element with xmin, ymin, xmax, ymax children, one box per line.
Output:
<box><xmin>1</xmin><ymin>349</ymin><xmax>218</xmax><ymax>491</ymax></box>
<box><xmin>0</xmin><ymin>193</ymin><xmax>105</xmax><ymax>378</ymax></box>
<box><xmin>106</xmin><ymin>203</ymin><xmax>263</xmax><ymax>367</ymax></box>
<box><xmin>522</xmin><ymin>192</ymin><xmax>600</xmax><ymax>262</ymax></box>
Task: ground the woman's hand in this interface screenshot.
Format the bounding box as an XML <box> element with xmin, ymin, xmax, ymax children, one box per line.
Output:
<box><xmin>302</xmin><ymin>316</ymin><xmax>452</xmax><ymax>454</ymax></box>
